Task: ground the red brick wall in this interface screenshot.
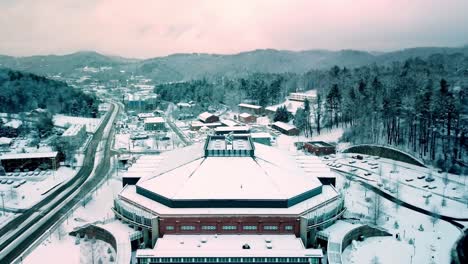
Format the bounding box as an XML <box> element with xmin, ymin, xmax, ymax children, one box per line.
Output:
<box><xmin>158</xmin><ymin>216</ymin><xmax>300</xmax><ymax>237</ymax></box>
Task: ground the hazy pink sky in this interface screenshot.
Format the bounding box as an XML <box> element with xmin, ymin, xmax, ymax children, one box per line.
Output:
<box><xmin>0</xmin><ymin>0</ymin><xmax>467</xmax><ymax>58</ymax></box>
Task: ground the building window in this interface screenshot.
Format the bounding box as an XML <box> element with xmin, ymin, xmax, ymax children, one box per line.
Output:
<box><xmin>285</xmin><ymin>225</ymin><xmax>294</xmax><ymax>231</ymax></box>
<box><xmin>222</xmin><ymin>225</ymin><xmax>237</xmax><ymax>230</ymax></box>
<box><xmin>263</xmin><ymin>225</ymin><xmax>278</xmax><ymax>230</ymax></box>
<box><xmin>243</xmin><ymin>225</ymin><xmax>257</xmax><ymax>230</ymax></box>
<box><xmin>165</xmin><ymin>226</ymin><xmax>174</xmax><ymax>231</ymax></box>
<box><xmin>201</xmin><ymin>225</ymin><xmax>216</xmax><ymax>231</ymax></box>
<box><xmin>180</xmin><ymin>225</ymin><xmax>196</xmax><ymax>231</ymax></box>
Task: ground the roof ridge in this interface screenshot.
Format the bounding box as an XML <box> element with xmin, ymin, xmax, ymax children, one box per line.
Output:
<box><xmin>171</xmin><ymin>157</ymin><xmax>207</xmax><ymax>199</ymax></box>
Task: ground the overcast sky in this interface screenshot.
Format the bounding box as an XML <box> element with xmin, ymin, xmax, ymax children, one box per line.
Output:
<box><xmin>1</xmin><ymin>0</ymin><xmax>467</xmax><ymax>58</ymax></box>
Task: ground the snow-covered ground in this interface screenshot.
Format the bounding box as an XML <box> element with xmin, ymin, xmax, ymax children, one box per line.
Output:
<box><xmin>53</xmin><ymin>114</ymin><xmax>102</xmax><ymax>133</ymax></box>
<box><xmin>342</xmin><ymin>236</ymin><xmax>413</xmax><ymax>264</ymax></box>
<box><xmin>24</xmin><ymin>176</ymin><xmax>131</xmax><ymax>264</ymax></box>
<box><xmin>336</xmin><ymin>171</ymin><xmax>461</xmax><ymax>264</ymax></box>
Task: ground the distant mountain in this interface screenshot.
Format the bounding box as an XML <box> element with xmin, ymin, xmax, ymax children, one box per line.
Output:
<box><xmin>1</xmin><ymin>46</ymin><xmax>467</xmax><ymax>83</ymax></box>
<box><xmin>0</xmin><ymin>51</ymin><xmax>129</xmax><ymax>76</ymax></box>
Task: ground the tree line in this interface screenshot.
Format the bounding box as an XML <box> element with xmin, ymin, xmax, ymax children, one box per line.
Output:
<box><xmin>0</xmin><ymin>68</ymin><xmax>99</xmax><ymax>117</ymax></box>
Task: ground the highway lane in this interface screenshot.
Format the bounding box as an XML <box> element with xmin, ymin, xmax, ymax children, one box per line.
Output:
<box><xmin>0</xmin><ymin>102</ymin><xmax>120</xmax><ymax>263</ymax></box>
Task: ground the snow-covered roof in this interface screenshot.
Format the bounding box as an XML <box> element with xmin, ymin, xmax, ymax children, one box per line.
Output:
<box><xmin>3</xmin><ymin>119</ymin><xmax>22</xmax><ymax>129</ymax></box>
<box><xmin>0</xmin><ymin>151</ymin><xmax>58</xmax><ymax>160</ymax></box>
<box><xmin>265</xmin><ymin>100</ymin><xmax>304</xmax><ymax>114</ymax></box>
<box><xmin>238</xmin><ymin>103</ymin><xmax>262</xmax><ymax>110</ymax></box>
<box><xmin>214</xmin><ymin>126</ymin><xmax>250</xmax><ymax>133</ymax></box>
<box><xmin>251</xmin><ymin>132</ymin><xmax>271</xmax><ymax>139</ymax></box>
<box><xmin>137</xmin><ymin>234</ymin><xmax>323</xmax><ymax>258</ymax></box>
<box><xmin>239</xmin><ymin>112</ymin><xmax>253</xmax><ymax>118</ymax></box>
<box><xmin>0</xmin><ymin>137</ymin><xmax>13</xmax><ymax>145</ymax></box>
<box><xmin>136</xmin><ymin>141</ymin><xmax>322</xmax><ymax>201</ymax></box>
<box><xmin>144</xmin><ymin>117</ymin><xmax>165</xmax><ymax>124</ymax></box>
<box><xmin>198</xmin><ymin>112</ymin><xmax>217</xmax><ymax>122</ymax></box>
<box><xmin>273</xmin><ymin>121</ymin><xmax>297</xmax><ymax>131</ymax></box>
<box><xmin>220</xmin><ymin>119</ymin><xmax>238</xmax><ymax>127</ymax></box>
<box><xmin>138</xmin><ymin>113</ymin><xmax>155</xmax><ymax>119</ymax></box>
<box><xmin>62</xmin><ymin>124</ymin><xmax>85</xmax><ymax>137</ymax></box>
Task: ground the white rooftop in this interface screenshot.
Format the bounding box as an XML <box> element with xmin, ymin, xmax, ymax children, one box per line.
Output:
<box><xmin>0</xmin><ymin>151</ymin><xmax>58</xmax><ymax>160</ymax></box>
<box><xmin>239</xmin><ymin>112</ymin><xmax>253</xmax><ymax>118</ymax></box>
<box><xmin>198</xmin><ymin>112</ymin><xmax>216</xmax><ymax>122</ymax></box>
<box><xmin>238</xmin><ymin>103</ymin><xmax>262</xmax><ymax>109</ymax></box>
<box><xmin>136</xmin><ymin>142</ymin><xmax>322</xmax><ymax>200</ymax></box>
<box><xmin>214</xmin><ymin>126</ymin><xmax>250</xmax><ymax>133</ymax></box>
<box><xmin>137</xmin><ymin>234</ymin><xmax>322</xmax><ymax>258</ymax></box>
<box><xmin>273</xmin><ymin>121</ymin><xmax>297</xmax><ymax>131</ymax></box>
<box><xmin>62</xmin><ymin>124</ymin><xmax>85</xmax><ymax>137</ymax></box>
<box><xmin>144</xmin><ymin>117</ymin><xmax>165</xmax><ymax>123</ymax></box>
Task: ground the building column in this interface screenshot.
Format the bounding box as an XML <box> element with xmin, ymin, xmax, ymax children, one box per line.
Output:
<box><xmin>300</xmin><ymin>217</ymin><xmax>308</xmax><ymax>247</ymax></box>
<box><xmin>151</xmin><ymin>217</ymin><xmax>159</xmax><ymax>248</ymax></box>
<box><xmin>143</xmin><ymin>228</ymin><xmax>150</xmax><ymax>248</ymax></box>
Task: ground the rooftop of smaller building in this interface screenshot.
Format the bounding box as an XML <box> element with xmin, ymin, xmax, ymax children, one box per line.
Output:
<box><xmin>306</xmin><ymin>141</ymin><xmax>334</xmax><ymax>147</ymax></box>
<box><xmin>144</xmin><ymin>117</ymin><xmax>165</xmax><ymax>123</ymax></box>
<box><xmin>238</xmin><ymin>103</ymin><xmax>262</xmax><ymax>109</ymax></box>
<box><xmin>0</xmin><ymin>151</ymin><xmax>58</xmax><ymax>160</ymax></box>
<box><xmin>239</xmin><ymin>112</ymin><xmax>254</xmax><ymax>118</ymax></box>
<box><xmin>273</xmin><ymin>121</ymin><xmax>297</xmax><ymax>131</ymax></box>
<box><xmin>62</xmin><ymin>124</ymin><xmax>85</xmax><ymax>137</ymax></box>
<box><xmin>137</xmin><ymin>234</ymin><xmax>323</xmax><ymax>258</ymax></box>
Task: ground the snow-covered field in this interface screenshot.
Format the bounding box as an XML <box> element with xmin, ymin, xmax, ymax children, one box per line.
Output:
<box><xmin>336</xmin><ymin>171</ymin><xmax>461</xmax><ymax>264</ymax></box>
<box><xmin>53</xmin><ymin>114</ymin><xmax>102</xmax><ymax>133</ymax></box>
<box><xmin>24</xmin><ymin>177</ymin><xmax>130</xmax><ymax>264</ymax></box>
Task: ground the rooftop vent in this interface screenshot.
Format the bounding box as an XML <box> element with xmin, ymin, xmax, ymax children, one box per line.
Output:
<box><xmin>242</xmin><ymin>244</ymin><xmax>251</xmax><ymax>249</ymax></box>
<box><xmin>201</xmin><ymin>237</ymin><xmax>207</xmax><ymax>243</ymax></box>
<box><xmin>265</xmin><ymin>238</ymin><xmax>272</xmax><ymax>243</ymax></box>
<box><xmin>266</xmin><ymin>243</ymin><xmax>273</xmax><ymax>249</ymax></box>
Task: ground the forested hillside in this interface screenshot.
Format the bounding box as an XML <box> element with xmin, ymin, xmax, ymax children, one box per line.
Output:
<box><xmin>156</xmin><ymin>53</ymin><xmax>468</xmax><ymax>171</ymax></box>
<box><xmin>0</xmin><ymin>68</ymin><xmax>99</xmax><ymax>117</ymax></box>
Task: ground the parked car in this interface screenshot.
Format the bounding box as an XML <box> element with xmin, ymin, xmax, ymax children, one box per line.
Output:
<box><xmin>6</xmin><ymin>180</ymin><xmax>14</xmax><ymax>184</ymax></box>
<box><xmin>428</xmin><ymin>186</ymin><xmax>437</xmax><ymax>190</ymax></box>
<box><xmin>349</xmin><ymin>160</ymin><xmax>356</xmax><ymax>164</ymax></box>
<box><xmin>364</xmin><ymin>172</ymin><xmax>372</xmax><ymax>176</ymax></box>
<box><xmin>417</xmin><ymin>175</ymin><xmax>425</xmax><ymax>179</ymax></box>
<box><xmin>405</xmin><ymin>178</ymin><xmax>414</xmax><ymax>182</ymax></box>
<box><xmin>425</xmin><ymin>177</ymin><xmax>435</xmax><ymax>182</ymax></box>
<box><xmin>0</xmin><ymin>179</ymin><xmax>7</xmax><ymax>184</ymax></box>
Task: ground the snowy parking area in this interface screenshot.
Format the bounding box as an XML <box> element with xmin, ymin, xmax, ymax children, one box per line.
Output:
<box><xmin>329</xmin><ymin>154</ymin><xmax>468</xmax><ymax>219</ymax></box>
<box><xmin>0</xmin><ymin>166</ymin><xmax>79</xmax><ymax>210</ymax></box>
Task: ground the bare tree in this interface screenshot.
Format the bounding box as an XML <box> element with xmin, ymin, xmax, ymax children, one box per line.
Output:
<box><xmin>370</xmin><ymin>193</ymin><xmax>383</xmax><ymax>225</ymax></box>
<box><xmin>429</xmin><ymin>206</ymin><xmax>440</xmax><ymax>227</ymax></box>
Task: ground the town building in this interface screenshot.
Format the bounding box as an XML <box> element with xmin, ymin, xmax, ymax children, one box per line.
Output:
<box><xmin>62</xmin><ymin>124</ymin><xmax>87</xmax><ymax>149</ymax></box>
<box><xmin>137</xmin><ymin>113</ymin><xmax>155</xmax><ymax>120</ymax></box>
<box><xmin>190</xmin><ymin>121</ymin><xmax>222</xmax><ymax>131</ymax></box>
<box><xmin>144</xmin><ymin>117</ymin><xmax>166</xmax><ymax>131</ymax></box>
<box><xmin>238</xmin><ymin>103</ymin><xmax>263</xmax><ymax>115</ymax></box>
<box><xmin>220</xmin><ymin>119</ymin><xmax>239</xmax><ymax>127</ymax></box>
<box><xmin>214</xmin><ymin>126</ymin><xmax>250</xmax><ymax>135</ymax></box>
<box><xmin>112</xmin><ymin>135</ymin><xmax>344</xmax><ymax>263</ymax></box>
<box><xmin>0</xmin><ymin>151</ymin><xmax>59</xmax><ymax>172</ymax></box>
<box><xmin>272</xmin><ymin>121</ymin><xmax>300</xmax><ymax>136</ymax></box>
<box><xmin>198</xmin><ymin>112</ymin><xmax>220</xmax><ymax>123</ymax></box>
<box><xmin>289</xmin><ymin>90</ymin><xmax>317</xmax><ymax>103</ymax></box>
<box><xmin>0</xmin><ymin>137</ymin><xmax>13</xmax><ymax>150</ymax></box>
<box><xmin>303</xmin><ymin>141</ymin><xmax>336</xmax><ymax>156</ymax></box>
<box><xmin>250</xmin><ymin>132</ymin><xmax>272</xmax><ymax>146</ymax></box>
<box><xmin>239</xmin><ymin>113</ymin><xmax>257</xmax><ymax>124</ymax></box>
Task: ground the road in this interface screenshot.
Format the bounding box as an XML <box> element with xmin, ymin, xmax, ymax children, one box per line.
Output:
<box><xmin>0</xmin><ymin>102</ymin><xmax>120</xmax><ymax>263</ymax></box>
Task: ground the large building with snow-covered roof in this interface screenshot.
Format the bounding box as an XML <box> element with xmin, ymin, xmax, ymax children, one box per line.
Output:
<box><xmin>113</xmin><ymin>135</ymin><xmax>344</xmax><ymax>264</ymax></box>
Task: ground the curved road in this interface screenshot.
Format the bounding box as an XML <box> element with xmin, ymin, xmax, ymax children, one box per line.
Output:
<box><xmin>0</xmin><ymin>102</ymin><xmax>120</xmax><ymax>263</ymax></box>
